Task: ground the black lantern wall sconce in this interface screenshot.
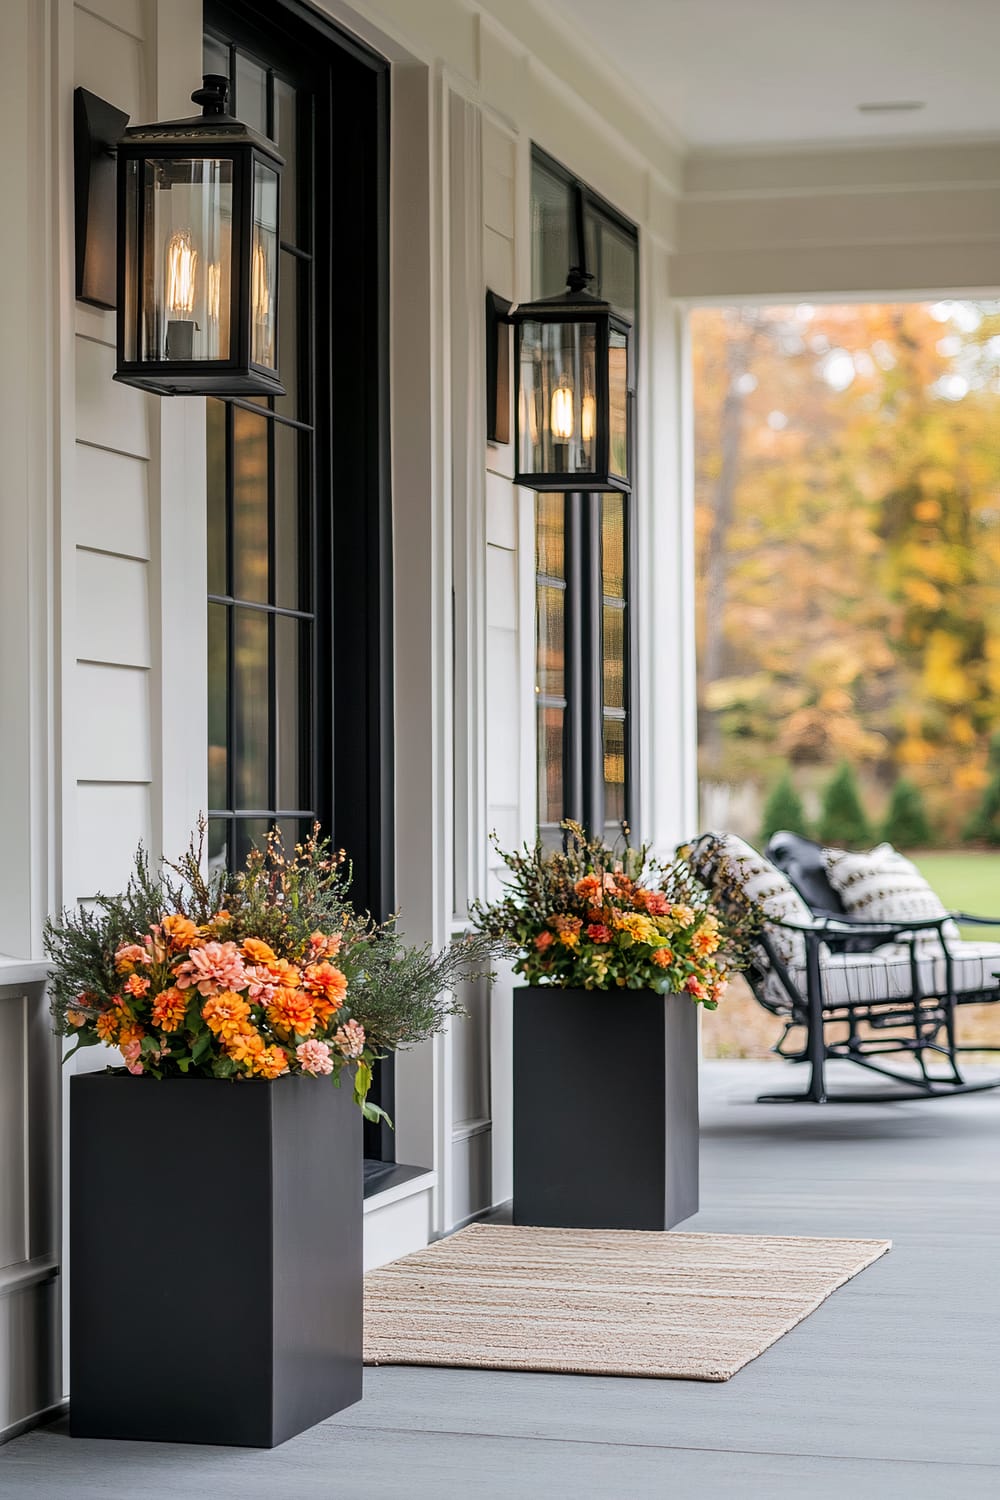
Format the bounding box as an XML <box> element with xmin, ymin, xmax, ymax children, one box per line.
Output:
<box><xmin>74</xmin><ymin>75</ymin><xmax>284</xmax><ymax>397</ymax></box>
<box><xmin>487</xmin><ymin>263</ymin><xmax>632</xmax><ymax>494</ymax></box>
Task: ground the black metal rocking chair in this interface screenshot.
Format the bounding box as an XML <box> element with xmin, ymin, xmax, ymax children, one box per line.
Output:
<box><xmin>693</xmin><ymin>831</ymin><xmax>1000</xmax><ymax>1104</ymax></box>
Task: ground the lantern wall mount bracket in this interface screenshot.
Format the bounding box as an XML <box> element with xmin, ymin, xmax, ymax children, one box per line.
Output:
<box><xmin>74</xmin><ymin>87</ymin><xmax>130</xmax><ymax>310</ymax></box>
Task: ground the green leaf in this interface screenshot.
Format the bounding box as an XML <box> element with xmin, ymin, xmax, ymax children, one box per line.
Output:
<box><xmin>176</xmin><ymin>1056</ymin><xmax>191</xmax><ymax>1073</ymax></box>
<box><xmin>361</xmin><ymin>1100</ymin><xmax>393</xmax><ymax>1128</ymax></box>
<box><xmin>61</xmin><ymin>1031</ymin><xmax>101</xmax><ymax>1064</ymax></box>
<box><xmin>191</xmin><ymin>1032</ymin><xmax>212</xmax><ymax>1066</ymax></box>
<box><xmin>353</xmin><ymin>1059</ymin><xmax>372</xmax><ymax>1105</ymax></box>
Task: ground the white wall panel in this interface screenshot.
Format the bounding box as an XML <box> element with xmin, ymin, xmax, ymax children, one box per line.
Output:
<box><xmin>75</xmin><ymin>550</ymin><xmax>151</xmax><ymax>668</ymax></box>
<box><xmin>74</xmin><ymin>5</ymin><xmax>146</xmax><ymax>119</ymax></box>
<box><xmin>74</xmin><ymin>339</ymin><xmax>150</xmax><ymax>459</ymax></box>
<box><xmin>75</xmin><ymin>445</ymin><xmax>150</xmax><ymax>560</ymax></box>
<box><xmin>0</xmin><ymin>996</ymin><xmax>27</xmax><ymax>1271</ymax></box>
<box><xmin>73</xmin><ymin>663</ymin><xmax>152</xmax><ymax>782</ymax></box>
<box><xmin>75</xmin><ymin>782</ymin><xmax>152</xmax><ymax>900</ymax></box>
<box><xmin>485</xmin><ymin>470</ymin><xmax>516</xmax><ymax>550</ymax></box>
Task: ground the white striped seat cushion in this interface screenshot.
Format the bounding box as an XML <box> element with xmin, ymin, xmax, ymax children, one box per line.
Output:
<box><xmin>776</xmin><ymin>940</ymin><xmax>1000</xmax><ymax>1009</ymax></box>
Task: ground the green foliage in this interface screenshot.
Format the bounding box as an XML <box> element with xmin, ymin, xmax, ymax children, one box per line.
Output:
<box><xmin>759</xmin><ymin>771</ymin><xmax>810</xmax><ymax>843</ymax></box>
<box><xmin>963</xmin><ymin>732</ymin><xmax>1000</xmax><ymax>845</ymax></box>
<box><xmin>817</xmin><ymin>762</ymin><xmax>871</xmax><ymax>848</ymax></box>
<box><xmin>881</xmin><ymin>777</ymin><xmax>932</xmax><ymax>849</ymax></box>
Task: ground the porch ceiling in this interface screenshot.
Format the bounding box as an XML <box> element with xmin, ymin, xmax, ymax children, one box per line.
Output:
<box><xmin>547</xmin><ymin>0</ymin><xmax>1000</xmax><ymax>151</ymax></box>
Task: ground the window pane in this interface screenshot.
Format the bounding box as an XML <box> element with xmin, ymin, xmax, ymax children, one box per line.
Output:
<box><xmin>208</xmin><ymin>603</ymin><xmax>228</xmax><ymax>809</ymax></box>
<box><xmin>203</xmin><ymin>34</ymin><xmax>229</xmax><ymax>79</ymax></box>
<box><xmin>537</xmin><ymin>584</ymin><xmax>565</xmax><ymax>698</ymax></box>
<box><xmin>234</xmin><ymin>608</ymin><xmax>270</xmax><ymax>807</ymax></box>
<box><xmin>274</xmin><ymin>421</ymin><xmax>302</xmax><ymax>609</ymax></box>
<box><xmin>608</xmin><ymin>328</ymin><xmax>629</xmax><ymax>481</ymax></box>
<box><xmin>603</xmin><ymin>603</ymin><xmax>625</xmax><ymax>710</ymax></box>
<box><xmin>276</xmin><ymin>615</ymin><xmax>309</xmax><ymax>809</ymax></box>
<box><xmin>234</xmin><ymin>817</ymin><xmax>270</xmax><ymax>865</ymax></box>
<box><xmin>601</xmin><ymin>493</ymin><xmax>624</xmax><ymax>599</ymax></box>
<box><xmin>274</xmin><ymin>78</ymin><xmax>297</xmax><ymax>243</ymax></box>
<box><xmin>232</xmin><ymin>406</ymin><xmax>269</xmax><ymax>603</ymax></box>
<box><xmin>603</xmin><ymin>716</ymin><xmax>626</xmax><ymax>826</ymax></box>
<box><xmin>518</xmin><ymin>319</ymin><xmax>598</xmax><ymax>478</ymax></box>
<box><xmin>275</xmin><ymin>252</ymin><xmax>299</xmax><ymax>421</ymax></box>
<box><xmin>207</xmin><ymin>817</ymin><xmax>229</xmax><ymax>871</ymax></box>
<box><xmin>531</xmin><ymin>161</ymin><xmax>573</xmax><ymax>300</ymax></box>
<box><xmin>252</xmin><ymin>162</ymin><xmax>279</xmax><ymax>370</ymax></box>
<box><xmin>538</xmin><ymin>705</ymin><xmax>564</xmax><ymax>825</ymax></box>
<box><xmin>593</xmin><ymin>218</ymin><xmax>637</xmax><ymax>326</ymax></box>
<box><xmin>207</xmin><ymin>399</ymin><xmax>227</xmax><ymax>596</ymax></box>
<box><xmin>235</xmin><ymin>52</ymin><xmax>267</xmax><ymax>136</ymax></box>
<box><xmin>536</xmin><ymin>494</ymin><xmax>565</xmax><ymax>578</ymax></box>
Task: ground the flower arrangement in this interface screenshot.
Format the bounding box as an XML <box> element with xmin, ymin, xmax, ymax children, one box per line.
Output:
<box><xmin>471</xmin><ymin>822</ymin><xmax>740</xmax><ymax>1005</ymax></box>
<box><xmin>46</xmin><ymin>823</ymin><xmax>495</xmax><ymax>1119</ymax></box>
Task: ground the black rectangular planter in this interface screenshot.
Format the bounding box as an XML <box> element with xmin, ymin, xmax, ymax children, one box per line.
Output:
<box><xmin>70</xmin><ymin>1072</ymin><xmax>362</xmax><ymax>1447</ymax></box>
<box><xmin>513</xmin><ymin>987</ymin><xmax>698</xmax><ymax>1230</ymax></box>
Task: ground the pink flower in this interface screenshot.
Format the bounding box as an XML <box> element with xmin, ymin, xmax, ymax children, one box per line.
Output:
<box><xmin>120</xmin><ymin>1039</ymin><xmax>144</xmax><ymax>1075</ymax></box>
<box><xmin>642</xmin><ymin>891</ymin><xmax>670</xmax><ymax>916</ymax></box>
<box><xmin>174</xmin><ymin>940</ymin><xmax>248</xmax><ymax>996</ymax></box>
<box><xmin>114</xmin><ymin>942</ymin><xmax>149</xmax><ymax>973</ymax></box>
<box><xmin>333</xmin><ymin>1019</ymin><xmax>365</xmax><ymax>1060</ymax></box>
<box><xmin>586</xmin><ymin>923</ymin><xmax>613</xmax><ymax>944</ymax></box>
<box><xmin>534</xmin><ymin>930</ymin><xmax>554</xmax><ymax>951</ymax></box>
<box><xmin>684</xmin><ymin>976</ymin><xmax>708</xmax><ymax>1000</ymax></box>
<box><xmin>295</xmin><ymin>1039</ymin><xmax>334</xmax><ymax>1076</ymax></box>
<box><xmin>245</xmin><ymin>964</ymin><xmax>277</xmax><ymax>1004</ymax></box>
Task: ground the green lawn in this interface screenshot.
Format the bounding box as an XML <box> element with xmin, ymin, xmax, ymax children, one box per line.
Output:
<box><xmin>912</xmin><ymin>850</ymin><xmax>1000</xmax><ymax>935</ymax></box>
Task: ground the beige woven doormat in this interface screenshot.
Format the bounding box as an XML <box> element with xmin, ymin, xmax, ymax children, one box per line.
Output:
<box><xmin>364</xmin><ymin>1222</ymin><xmax>891</xmax><ymax>1381</ymax></box>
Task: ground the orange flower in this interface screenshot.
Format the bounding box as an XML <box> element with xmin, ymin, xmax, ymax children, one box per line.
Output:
<box><xmin>266</xmin><ymin>957</ymin><xmax>301</xmax><ymax>989</ymax></box>
<box><xmin>308</xmin><ymin>930</ymin><xmax>342</xmax><ymax>959</ymax></box>
<box><xmin>226</xmin><ymin>1026</ymin><xmax>266</xmax><ymax>1066</ymax></box>
<box><xmin>118</xmin><ymin>1019</ymin><xmax>145</xmax><ymax>1048</ymax></box>
<box><xmin>124</xmin><ymin>972</ymin><xmax>151</xmax><ymax>999</ymax></box>
<box><xmin>67</xmin><ymin>1008</ymin><xmax>87</xmax><ymax>1028</ymax></box>
<box><xmin>202</xmin><ymin>991</ymin><xmax>251</xmax><ymax>1042</ymax></box>
<box><xmin>575</xmin><ymin>875</ymin><xmax>602</xmax><ymax>903</ymax></box>
<box><xmin>151</xmin><ymin>986</ymin><xmax>187</xmax><ymax>1033</ymax></box>
<box><xmin>253</xmin><ymin>1044</ymin><xmax>289</xmax><ymax>1080</ymax></box>
<box><xmin>242</xmin><ymin>937</ymin><xmax>278</xmax><ymax>964</ymax></box>
<box><xmin>303</xmin><ymin>961</ymin><xmax>348</xmax><ymax>1015</ymax></box>
<box><xmin>650</xmin><ymin>947</ymin><xmax>673</xmax><ymax>968</ymax></box>
<box><xmin>534</xmin><ymin>930</ymin><xmax>554</xmax><ymax>951</ymax></box>
<box><xmin>552</xmin><ymin>914</ymin><xmax>582</xmax><ymax>935</ymax></box>
<box><xmin>95</xmin><ymin>1010</ymin><xmax>119</xmax><ymax>1044</ymax></box>
<box><xmin>161</xmin><ymin>914</ymin><xmax>202</xmax><ymax>952</ymax></box>
<box><xmin>266</xmin><ymin>987</ymin><xmax>316</xmax><ymax>1040</ymax></box>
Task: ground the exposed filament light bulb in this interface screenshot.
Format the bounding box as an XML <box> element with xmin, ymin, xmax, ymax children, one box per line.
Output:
<box><xmin>251</xmin><ymin>235</ymin><xmax>270</xmax><ymax>323</ymax></box>
<box><xmin>206</xmin><ymin>262</ymin><xmax>221</xmax><ymax>323</ymax></box>
<box><xmin>165</xmin><ymin>229</ymin><xmax>198</xmax><ymax>315</ymax></box>
<box><xmin>550</xmin><ymin>373</ymin><xmax>574</xmax><ymax>441</ymax></box>
<box><xmin>581</xmin><ymin>393</ymin><xmax>596</xmax><ymax>444</ymax></box>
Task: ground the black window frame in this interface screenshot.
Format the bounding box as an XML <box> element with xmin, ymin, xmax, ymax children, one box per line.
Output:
<box><xmin>204</xmin><ymin>0</ymin><xmax>395</xmax><ymax>1165</ymax></box>
<box><xmin>531</xmin><ymin>146</ymin><xmax>640</xmax><ymax>844</ymax></box>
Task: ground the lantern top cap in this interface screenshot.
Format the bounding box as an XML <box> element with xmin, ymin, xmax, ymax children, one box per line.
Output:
<box><xmin>117</xmin><ymin>73</ymin><xmax>284</xmax><ymax>166</ymax></box>
<box><xmin>510</xmin><ymin>275</ymin><xmax>632</xmax><ymax>328</ymax></box>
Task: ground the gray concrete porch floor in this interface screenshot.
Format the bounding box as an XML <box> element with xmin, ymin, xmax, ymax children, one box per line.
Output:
<box><xmin>3</xmin><ymin>1058</ymin><xmax>1000</xmax><ymax>1499</ymax></box>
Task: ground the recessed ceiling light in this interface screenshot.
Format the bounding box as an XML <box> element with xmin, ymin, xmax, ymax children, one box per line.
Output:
<box><xmin>856</xmin><ymin>100</ymin><xmax>926</xmax><ymax>114</ymax></box>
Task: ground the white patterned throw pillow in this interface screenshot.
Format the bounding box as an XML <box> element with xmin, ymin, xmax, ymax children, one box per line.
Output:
<box><xmin>703</xmin><ymin>833</ymin><xmax>815</xmax><ymax>970</ymax></box>
<box><xmin>823</xmin><ymin>843</ymin><xmax>959</xmax><ymax>943</ymax></box>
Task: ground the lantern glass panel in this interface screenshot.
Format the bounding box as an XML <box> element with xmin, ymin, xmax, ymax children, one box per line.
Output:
<box><xmin>252</xmin><ymin>160</ymin><xmax>279</xmax><ymax>369</ymax></box>
<box><xmin>518</xmin><ymin>318</ymin><xmax>598</xmax><ymax>478</ymax></box>
<box><xmin>608</xmin><ymin>325</ymin><xmax>628</xmax><ymax>482</ymax></box>
<box><xmin>140</xmin><ymin>157</ymin><xmax>233</xmax><ymax>364</ymax></box>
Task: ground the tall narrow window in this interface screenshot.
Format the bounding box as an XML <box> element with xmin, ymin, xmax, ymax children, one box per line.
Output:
<box><xmin>203</xmin><ymin>28</ymin><xmax>317</xmax><ymax>873</ymax></box>
<box><xmin>204</xmin><ymin>2</ymin><xmax>394</xmax><ymax>1169</ymax></box>
<box><xmin>531</xmin><ymin>149</ymin><xmax>638</xmax><ymax>842</ymax></box>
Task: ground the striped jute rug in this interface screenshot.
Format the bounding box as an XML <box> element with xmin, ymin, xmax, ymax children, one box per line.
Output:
<box><xmin>364</xmin><ymin>1223</ymin><xmax>891</xmax><ymax>1381</ymax></box>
